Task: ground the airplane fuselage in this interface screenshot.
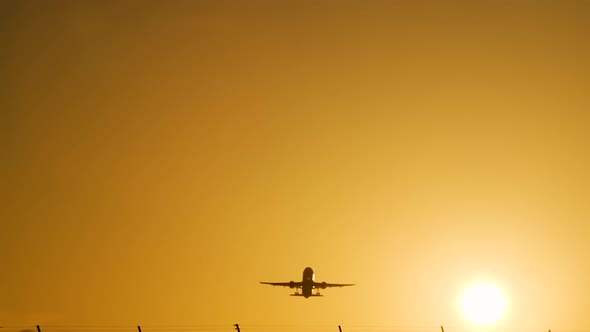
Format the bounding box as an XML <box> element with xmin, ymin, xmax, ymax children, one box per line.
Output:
<box><xmin>301</xmin><ymin>267</ymin><xmax>315</xmax><ymax>298</ymax></box>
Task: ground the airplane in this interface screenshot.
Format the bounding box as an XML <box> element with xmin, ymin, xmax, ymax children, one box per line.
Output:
<box><xmin>260</xmin><ymin>267</ymin><xmax>355</xmax><ymax>298</ymax></box>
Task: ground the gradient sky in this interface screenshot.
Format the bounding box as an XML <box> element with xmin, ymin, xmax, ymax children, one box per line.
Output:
<box><xmin>2</xmin><ymin>1</ymin><xmax>590</xmax><ymax>332</ymax></box>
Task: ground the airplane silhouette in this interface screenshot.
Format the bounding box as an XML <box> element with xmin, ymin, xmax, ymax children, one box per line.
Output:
<box><xmin>260</xmin><ymin>267</ymin><xmax>355</xmax><ymax>298</ymax></box>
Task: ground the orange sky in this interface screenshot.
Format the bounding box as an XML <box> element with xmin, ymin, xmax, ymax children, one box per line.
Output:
<box><xmin>2</xmin><ymin>2</ymin><xmax>590</xmax><ymax>332</ymax></box>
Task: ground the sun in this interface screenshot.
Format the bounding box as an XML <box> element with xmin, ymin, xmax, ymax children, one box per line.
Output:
<box><xmin>461</xmin><ymin>284</ymin><xmax>506</xmax><ymax>325</ymax></box>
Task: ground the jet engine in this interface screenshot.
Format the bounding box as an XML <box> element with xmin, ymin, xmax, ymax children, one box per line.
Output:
<box><xmin>320</xmin><ymin>282</ymin><xmax>327</xmax><ymax>289</ymax></box>
<box><xmin>289</xmin><ymin>281</ymin><xmax>295</xmax><ymax>288</ymax></box>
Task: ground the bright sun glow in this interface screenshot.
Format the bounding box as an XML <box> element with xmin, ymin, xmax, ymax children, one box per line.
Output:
<box><xmin>462</xmin><ymin>284</ymin><xmax>506</xmax><ymax>325</ymax></box>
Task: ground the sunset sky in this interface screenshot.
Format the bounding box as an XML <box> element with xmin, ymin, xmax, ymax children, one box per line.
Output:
<box><xmin>2</xmin><ymin>2</ymin><xmax>590</xmax><ymax>332</ymax></box>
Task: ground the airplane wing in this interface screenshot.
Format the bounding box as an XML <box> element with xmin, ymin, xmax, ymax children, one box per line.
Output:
<box><xmin>314</xmin><ymin>282</ymin><xmax>355</xmax><ymax>288</ymax></box>
<box><xmin>260</xmin><ymin>281</ymin><xmax>303</xmax><ymax>288</ymax></box>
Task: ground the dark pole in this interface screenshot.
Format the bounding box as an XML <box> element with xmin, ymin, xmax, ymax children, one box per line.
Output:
<box><xmin>37</xmin><ymin>326</ymin><xmax>42</xmax><ymax>332</ymax></box>
<box><xmin>138</xmin><ymin>326</ymin><xmax>142</xmax><ymax>332</ymax></box>
<box><xmin>441</xmin><ymin>326</ymin><xmax>444</xmax><ymax>332</ymax></box>
<box><xmin>234</xmin><ymin>324</ymin><xmax>240</xmax><ymax>332</ymax></box>
<box><xmin>338</xmin><ymin>326</ymin><xmax>342</xmax><ymax>332</ymax></box>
